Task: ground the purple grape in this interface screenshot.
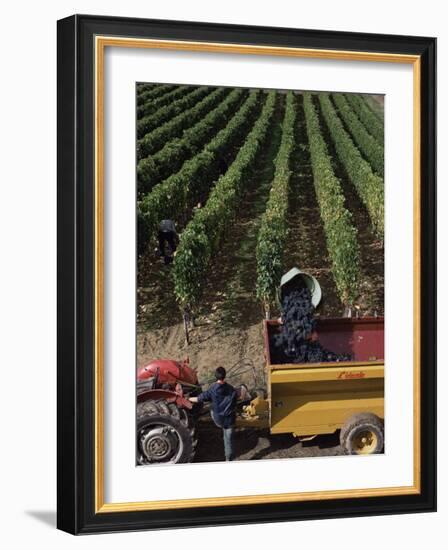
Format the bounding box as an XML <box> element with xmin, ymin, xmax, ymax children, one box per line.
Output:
<box><xmin>271</xmin><ymin>287</ymin><xmax>351</xmax><ymax>364</ymax></box>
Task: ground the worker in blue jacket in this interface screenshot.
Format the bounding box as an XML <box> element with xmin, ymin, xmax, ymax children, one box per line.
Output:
<box><xmin>189</xmin><ymin>367</ymin><xmax>237</xmax><ymax>461</ymax></box>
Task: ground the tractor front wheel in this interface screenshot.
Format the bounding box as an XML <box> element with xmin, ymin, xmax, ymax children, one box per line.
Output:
<box><xmin>137</xmin><ymin>400</ymin><xmax>197</xmax><ymax>464</ymax></box>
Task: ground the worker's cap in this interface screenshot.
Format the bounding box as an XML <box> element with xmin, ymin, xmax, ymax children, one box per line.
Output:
<box><xmin>279</xmin><ymin>267</ymin><xmax>322</xmax><ymax>308</ymax></box>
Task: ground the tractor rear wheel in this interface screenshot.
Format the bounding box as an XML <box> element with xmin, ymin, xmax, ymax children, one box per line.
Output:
<box><xmin>137</xmin><ymin>400</ymin><xmax>197</xmax><ymax>464</ymax></box>
<box><xmin>340</xmin><ymin>413</ymin><xmax>384</xmax><ymax>455</ymax></box>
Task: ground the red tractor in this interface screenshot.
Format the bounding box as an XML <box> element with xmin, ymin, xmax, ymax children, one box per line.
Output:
<box><xmin>136</xmin><ymin>358</ymin><xmax>202</xmax><ymax>464</ymax></box>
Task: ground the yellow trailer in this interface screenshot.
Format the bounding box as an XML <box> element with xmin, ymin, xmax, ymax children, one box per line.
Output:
<box><xmin>237</xmin><ymin>317</ymin><xmax>384</xmax><ymax>454</ymax></box>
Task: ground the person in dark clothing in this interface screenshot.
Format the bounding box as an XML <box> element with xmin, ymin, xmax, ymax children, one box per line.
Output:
<box><xmin>157</xmin><ymin>219</ymin><xmax>179</xmax><ymax>262</ymax></box>
<box><xmin>189</xmin><ymin>367</ymin><xmax>237</xmax><ymax>461</ymax></box>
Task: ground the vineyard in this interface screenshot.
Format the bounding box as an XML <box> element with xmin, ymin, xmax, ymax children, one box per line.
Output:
<box><xmin>136</xmin><ymin>83</ymin><xmax>384</xmax><ymax>386</ymax></box>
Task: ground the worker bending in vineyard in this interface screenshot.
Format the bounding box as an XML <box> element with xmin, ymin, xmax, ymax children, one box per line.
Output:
<box><xmin>189</xmin><ymin>367</ymin><xmax>237</xmax><ymax>461</ymax></box>
<box><xmin>157</xmin><ymin>219</ymin><xmax>179</xmax><ymax>264</ymax></box>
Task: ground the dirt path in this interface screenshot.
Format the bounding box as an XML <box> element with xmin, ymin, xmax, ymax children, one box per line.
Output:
<box><xmin>284</xmin><ymin>94</ymin><xmax>343</xmax><ymax>318</ymax></box>
<box><xmin>194</xmin><ymin>422</ymin><xmax>344</xmax><ymax>462</ymax></box>
<box><xmin>313</xmin><ymin>95</ymin><xmax>384</xmax><ymax>316</ymax></box>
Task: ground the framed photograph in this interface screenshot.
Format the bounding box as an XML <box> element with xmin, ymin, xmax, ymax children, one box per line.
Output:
<box><xmin>57</xmin><ymin>14</ymin><xmax>436</xmax><ymax>534</ymax></box>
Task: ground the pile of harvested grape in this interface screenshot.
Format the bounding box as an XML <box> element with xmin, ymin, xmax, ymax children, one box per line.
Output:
<box><xmin>271</xmin><ymin>287</ymin><xmax>351</xmax><ymax>364</ymax></box>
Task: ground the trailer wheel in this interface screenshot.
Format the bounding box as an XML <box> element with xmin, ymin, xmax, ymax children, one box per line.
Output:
<box><xmin>137</xmin><ymin>399</ymin><xmax>197</xmax><ymax>464</ymax></box>
<box><xmin>340</xmin><ymin>413</ymin><xmax>384</xmax><ymax>455</ymax></box>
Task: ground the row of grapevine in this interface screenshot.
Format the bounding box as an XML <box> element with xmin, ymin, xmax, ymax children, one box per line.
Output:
<box><xmin>137</xmin><ymin>89</ymin><xmax>262</xmax><ymax>255</ymax></box>
<box><xmin>318</xmin><ymin>93</ymin><xmax>384</xmax><ymax>240</ymax></box>
<box><xmin>137</xmin><ymin>88</ymin><xmax>233</xmax><ymax>160</ymax></box>
<box><xmin>137</xmin><ymin>84</ymin><xmax>175</xmax><ymax>106</ymax></box>
<box><xmin>137</xmin><ymin>84</ymin><xmax>178</xmax><ymax>106</ymax></box>
<box><xmin>344</xmin><ymin>93</ymin><xmax>384</xmax><ymax>143</ymax></box>
<box><xmin>303</xmin><ymin>93</ymin><xmax>361</xmax><ymax>306</ymax></box>
<box><xmin>172</xmin><ymin>91</ymin><xmax>277</xmax><ymax>309</ymax></box>
<box><xmin>137</xmin><ymin>86</ymin><xmax>212</xmax><ymax>140</ymax></box>
<box><xmin>136</xmin><ymin>83</ymin><xmax>155</xmax><ymax>96</ymax></box>
<box><xmin>256</xmin><ymin>91</ymin><xmax>296</xmax><ymax>315</ymax></box>
<box><xmin>332</xmin><ymin>94</ymin><xmax>384</xmax><ymax>177</ymax></box>
<box><xmin>136</xmin><ymin>84</ymin><xmax>192</xmax><ymax>120</ymax></box>
<box><xmin>137</xmin><ymin>88</ymin><xmax>244</xmax><ymax>197</ymax></box>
